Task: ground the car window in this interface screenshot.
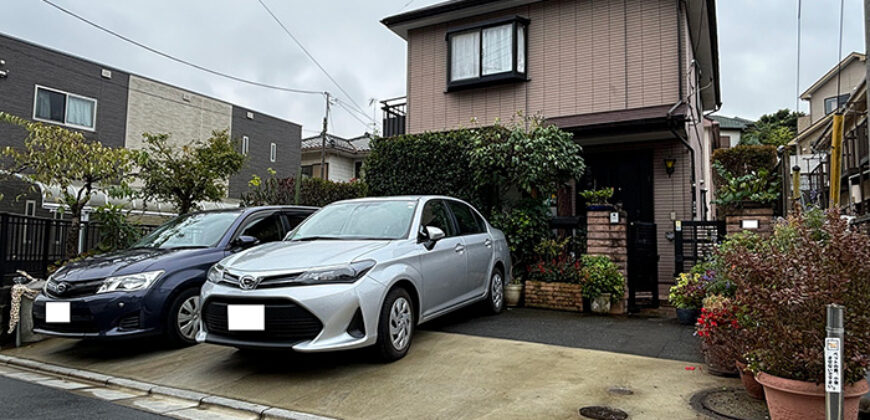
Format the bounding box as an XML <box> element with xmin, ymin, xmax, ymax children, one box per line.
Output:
<box><xmin>284</xmin><ymin>213</ymin><xmax>309</xmax><ymax>230</ymax></box>
<box><xmin>289</xmin><ymin>201</ymin><xmax>417</xmax><ymax>241</ymax></box>
<box><xmin>132</xmin><ymin>211</ymin><xmax>241</xmax><ymax>249</ymax></box>
<box><xmin>237</xmin><ymin>212</ymin><xmax>284</xmax><ymax>243</ymax></box>
<box><xmin>420</xmin><ymin>200</ymin><xmax>456</xmax><ymax>237</ymax></box>
<box><xmin>446</xmin><ymin>201</ymin><xmax>485</xmax><ymax>235</ymax></box>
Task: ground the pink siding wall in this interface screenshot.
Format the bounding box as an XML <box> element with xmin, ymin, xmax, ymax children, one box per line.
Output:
<box><xmin>406</xmin><ymin>0</ymin><xmax>681</xmax><ymax>134</ymax></box>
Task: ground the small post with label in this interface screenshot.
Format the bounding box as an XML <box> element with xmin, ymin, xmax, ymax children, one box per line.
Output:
<box><xmin>825</xmin><ymin>304</ymin><xmax>845</xmax><ymax>420</ymax></box>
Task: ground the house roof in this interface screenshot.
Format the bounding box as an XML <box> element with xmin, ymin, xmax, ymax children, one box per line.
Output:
<box><xmin>709</xmin><ymin>115</ymin><xmax>754</xmax><ymax>131</ymax></box>
<box><xmin>301</xmin><ymin>133</ymin><xmax>372</xmax><ymax>155</ymax></box>
<box><xmin>800</xmin><ymin>52</ymin><xmax>866</xmax><ymax>99</ymax></box>
<box><xmin>382</xmin><ymin>0</ymin><xmax>720</xmax><ymax>110</ymax></box>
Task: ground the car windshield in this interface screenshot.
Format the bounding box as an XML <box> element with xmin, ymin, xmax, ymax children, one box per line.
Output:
<box><xmin>289</xmin><ymin>200</ymin><xmax>417</xmax><ymax>241</ymax></box>
<box><xmin>132</xmin><ymin>211</ymin><xmax>242</xmax><ymax>249</ymax></box>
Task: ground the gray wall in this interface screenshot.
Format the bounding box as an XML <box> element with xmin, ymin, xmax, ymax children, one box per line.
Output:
<box><xmin>0</xmin><ymin>34</ymin><xmax>130</xmax><ymax>149</ymax></box>
<box><xmin>229</xmin><ymin>107</ymin><xmax>301</xmax><ymax>198</ymax></box>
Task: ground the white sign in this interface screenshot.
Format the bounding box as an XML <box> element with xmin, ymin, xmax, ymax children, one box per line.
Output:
<box><xmin>45</xmin><ymin>302</ymin><xmax>70</xmax><ymax>323</ymax></box>
<box><xmin>741</xmin><ymin>220</ymin><xmax>760</xmax><ymax>229</ymax></box>
<box><xmin>675</xmin><ymin>221</ymin><xmax>682</xmax><ymax>232</ymax></box>
<box><xmin>609</xmin><ymin>212</ymin><xmax>619</xmax><ymax>224</ymax></box>
<box><xmin>825</xmin><ymin>338</ymin><xmax>842</xmax><ymax>393</ymax></box>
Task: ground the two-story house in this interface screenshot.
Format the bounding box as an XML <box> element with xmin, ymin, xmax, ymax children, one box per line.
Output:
<box><xmin>0</xmin><ymin>33</ymin><xmax>302</xmax><ymax>218</ymax></box>
<box><xmin>300</xmin><ymin>133</ymin><xmax>372</xmax><ymax>182</ymax></box>
<box><xmin>382</xmin><ymin>0</ymin><xmax>721</xmax><ymax>303</ymax></box>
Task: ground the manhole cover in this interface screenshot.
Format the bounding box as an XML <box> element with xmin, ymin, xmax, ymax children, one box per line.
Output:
<box><xmin>579</xmin><ymin>406</ymin><xmax>629</xmax><ymax>420</ymax></box>
<box><xmin>690</xmin><ymin>387</ymin><xmax>769</xmax><ymax>420</ymax></box>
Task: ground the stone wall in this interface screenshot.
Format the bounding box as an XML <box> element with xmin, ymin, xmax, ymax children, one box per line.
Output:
<box><xmin>725</xmin><ymin>207</ymin><xmax>774</xmax><ymax>237</ymax></box>
<box><xmin>524</xmin><ymin>281</ymin><xmax>583</xmax><ymax>312</ymax></box>
<box><xmin>586</xmin><ymin>209</ymin><xmax>629</xmax><ymax>314</ymax></box>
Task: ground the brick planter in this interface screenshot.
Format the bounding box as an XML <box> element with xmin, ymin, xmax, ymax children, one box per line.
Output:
<box><xmin>524</xmin><ymin>281</ymin><xmax>583</xmax><ymax>312</ymax></box>
<box><xmin>585</xmin><ymin>209</ymin><xmax>628</xmax><ymax>314</ymax></box>
<box><xmin>725</xmin><ymin>206</ymin><xmax>774</xmax><ymax>237</ymax></box>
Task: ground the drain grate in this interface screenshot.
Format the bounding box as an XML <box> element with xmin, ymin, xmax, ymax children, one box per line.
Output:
<box><xmin>689</xmin><ymin>387</ymin><xmax>769</xmax><ymax>420</ymax></box>
<box><xmin>579</xmin><ymin>406</ymin><xmax>629</xmax><ymax>420</ymax></box>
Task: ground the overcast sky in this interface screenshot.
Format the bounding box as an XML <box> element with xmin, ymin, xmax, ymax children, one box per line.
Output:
<box><xmin>0</xmin><ymin>0</ymin><xmax>866</xmax><ymax>138</ymax></box>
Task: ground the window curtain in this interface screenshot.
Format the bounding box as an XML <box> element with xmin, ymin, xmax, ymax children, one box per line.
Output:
<box><xmin>482</xmin><ymin>24</ymin><xmax>513</xmax><ymax>75</ymax></box>
<box><xmin>35</xmin><ymin>89</ymin><xmax>66</xmax><ymax>122</ymax></box>
<box><xmin>66</xmin><ymin>96</ymin><xmax>95</xmax><ymax>128</ymax></box>
<box><xmin>517</xmin><ymin>24</ymin><xmax>526</xmax><ymax>74</ymax></box>
<box><xmin>451</xmin><ymin>31</ymin><xmax>480</xmax><ymax>81</ymax></box>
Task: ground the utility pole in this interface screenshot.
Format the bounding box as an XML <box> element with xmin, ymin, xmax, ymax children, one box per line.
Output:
<box><xmin>320</xmin><ymin>92</ymin><xmax>331</xmax><ymax>180</ymax></box>
<box><xmin>865</xmin><ymin>0</ymin><xmax>869</xmax><ymax>170</ymax></box>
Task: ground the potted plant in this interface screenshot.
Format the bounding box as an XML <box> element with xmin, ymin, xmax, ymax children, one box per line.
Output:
<box><xmin>668</xmin><ymin>271</ymin><xmax>706</xmax><ymax>325</ymax></box>
<box><xmin>524</xmin><ymin>239</ymin><xmax>585</xmax><ymax>312</ymax></box>
<box><xmin>580</xmin><ymin>255</ymin><xmax>624</xmax><ymax>314</ymax></box>
<box><xmin>505</xmin><ymin>273</ymin><xmax>523</xmax><ymax>307</ymax></box>
<box><xmin>723</xmin><ymin>211</ymin><xmax>870</xmax><ymax>419</ymax></box>
<box><xmin>696</xmin><ymin>295</ymin><xmax>739</xmax><ymax>376</ymax></box>
<box><xmin>579</xmin><ymin>187</ymin><xmax>614</xmax><ymax>211</ymax></box>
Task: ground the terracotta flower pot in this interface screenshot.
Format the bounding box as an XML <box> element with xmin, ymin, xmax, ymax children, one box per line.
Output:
<box><xmin>735</xmin><ymin>361</ymin><xmax>764</xmax><ymax>400</ymax></box>
<box><xmin>756</xmin><ymin>372</ymin><xmax>869</xmax><ymax>420</ymax></box>
<box><xmin>700</xmin><ymin>341</ymin><xmax>738</xmax><ymax>377</ymax></box>
<box><xmin>505</xmin><ymin>284</ymin><xmax>522</xmax><ymax>307</ymax></box>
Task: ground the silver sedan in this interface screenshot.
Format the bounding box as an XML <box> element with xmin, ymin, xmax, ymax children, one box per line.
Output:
<box><xmin>196</xmin><ymin>196</ymin><xmax>510</xmax><ymax>361</ymax></box>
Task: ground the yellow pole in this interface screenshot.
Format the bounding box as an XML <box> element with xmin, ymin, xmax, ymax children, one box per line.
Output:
<box><xmin>792</xmin><ymin>165</ymin><xmax>801</xmax><ymax>213</ymax></box>
<box><xmin>829</xmin><ymin>113</ymin><xmax>844</xmax><ymax>208</ymax></box>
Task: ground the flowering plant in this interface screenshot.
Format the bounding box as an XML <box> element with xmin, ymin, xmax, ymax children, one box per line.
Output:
<box><xmin>668</xmin><ymin>272</ymin><xmax>707</xmax><ymax>309</ymax></box>
<box><xmin>526</xmin><ymin>238</ymin><xmax>582</xmax><ymax>284</ymax></box>
<box><xmin>696</xmin><ymin>296</ymin><xmax>739</xmax><ymax>341</ymax></box>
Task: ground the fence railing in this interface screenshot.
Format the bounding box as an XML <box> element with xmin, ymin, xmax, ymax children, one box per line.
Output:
<box><xmin>0</xmin><ymin>213</ymin><xmax>158</xmax><ymax>283</ymax></box>
<box><xmin>674</xmin><ymin>220</ymin><xmax>727</xmax><ymax>276</ymax></box>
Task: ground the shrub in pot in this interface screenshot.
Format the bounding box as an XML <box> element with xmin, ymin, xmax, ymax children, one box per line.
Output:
<box><xmin>580</xmin><ymin>255</ymin><xmax>624</xmax><ymax>314</ymax></box>
<box><xmin>578</xmin><ymin>187</ymin><xmax>614</xmax><ymax>211</ymax></box>
<box><xmin>723</xmin><ymin>211</ymin><xmax>870</xmax><ymax>419</ymax></box>
<box><xmin>668</xmin><ymin>272</ymin><xmax>706</xmax><ymax>325</ymax></box>
<box><xmin>696</xmin><ymin>295</ymin><xmax>739</xmax><ymax>376</ymax></box>
<box><xmin>505</xmin><ymin>275</ymin><xmax>523</xmax><ymax>307</ymax></box>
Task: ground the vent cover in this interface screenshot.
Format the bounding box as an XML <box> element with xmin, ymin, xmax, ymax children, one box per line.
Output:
<box><xmin>101</xmin><ymin>69</ymin><xmax>112</xmax><ymax>79</ymax></box>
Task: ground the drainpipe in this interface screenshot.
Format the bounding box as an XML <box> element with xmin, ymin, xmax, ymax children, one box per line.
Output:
<box><xmin>667</xmin><ymin>100</ymin><xmax>698</xmax><ymax>220</ymax></box>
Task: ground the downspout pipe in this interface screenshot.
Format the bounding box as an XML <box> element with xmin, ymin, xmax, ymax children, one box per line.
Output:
<box><xmin>667</xmin><ymin>100</ymin><xmax>698</xmax><ymax>220</ymax></box>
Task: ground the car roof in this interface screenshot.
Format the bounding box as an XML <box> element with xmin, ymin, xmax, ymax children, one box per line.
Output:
<box><xmin>186</xmin><ymin>205</ymin><xmax>319</xmax><ymax>217</ymax></box>
<box><xmin>333</xmin><ymin>196</ymin><xmax>473</xmax><ymax>206</ymax></box>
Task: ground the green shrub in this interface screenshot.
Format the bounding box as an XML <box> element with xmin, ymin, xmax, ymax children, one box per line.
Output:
<box><xmin>578</xmin><ymin>188</ymin><xmax>613</xmax><ymax>206</ymax></box>
<box><xmin>711</xmin><ymin>145</ymin><xmax>778</xmax><ymax>181</ymax></box>
<box><xmin>91</xmin><ymin>203</ymin><xmax>144</xmax><ymax>252</ymax></box>
<box><xmin>489</xmin><ymin>199</ymin><xmax>552</xmax><ymax>272</ymax></box>
<box><xmin>241</xmin><ymin>170</ymin><xmax>367</xmax><ymax>207</ymax></box>
<box><xmin>711</xmin><ymin>145</ymin><xmax>779</xmax><ymax>208</ymax></box>
<box><xmin>580</xmin><ymin>255</ymin><xmax>624</xmax><ymax>301</ymax></box>
<box><xmin>668</xmin><ymin>272</ymin><xmax>707</xmax><ymax>309</ymax></box>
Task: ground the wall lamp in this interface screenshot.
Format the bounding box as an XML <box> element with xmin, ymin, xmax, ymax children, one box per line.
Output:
<box><xmin>664</xmin><ymin>158</ymin><xmax>676</xmax><ymax>177</ymax></box>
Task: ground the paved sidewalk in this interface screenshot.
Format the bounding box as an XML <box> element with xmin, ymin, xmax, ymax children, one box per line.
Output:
<box><xmin>2</xmin><ymin>332</ymin><xmax>735</xmax><ymax>419</ymax></box>
<box><xmin>425</xmin><ymin>307</ymin><xmax>702</xmax><ymax>362</ymax></box>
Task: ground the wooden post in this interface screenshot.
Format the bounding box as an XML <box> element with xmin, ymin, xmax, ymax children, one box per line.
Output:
<box><xmin>830</xmin><ymin>113</ymin><xmax>844</xmax><ymax>209</ymax></box>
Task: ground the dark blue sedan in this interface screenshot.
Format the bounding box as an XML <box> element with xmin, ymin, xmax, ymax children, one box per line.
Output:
<box><xmin>32</xmin><ymin>206</ymin><xmax>317</xmax><ymax>345</ymax></box>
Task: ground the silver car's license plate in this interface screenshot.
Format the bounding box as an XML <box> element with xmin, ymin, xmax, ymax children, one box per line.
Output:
<box><xmin>227</xmin><ymin>305</ymin><xmax>265</xmax><ymax>331</ymax></box>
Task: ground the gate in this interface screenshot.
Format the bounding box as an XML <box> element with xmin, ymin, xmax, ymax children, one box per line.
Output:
<box><xmin>674</xmin><ymin>220</ymin><xmax>727</xmax><ymax>276</ymax></box>
<box><xmin>627</xmin><ymin>222</ymin><xmax>658</xmax><ymax>311</ymax></box>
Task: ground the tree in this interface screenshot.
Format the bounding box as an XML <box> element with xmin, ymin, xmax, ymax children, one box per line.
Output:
<box><xmin>0</xmin><ymin>112</ymin><xmax>134</xmax><ymax>257</ymax></box>
<box><xmin>742</xmin><ymin>109</ymin><xmax>805</xmax><ymax>146</ymax></box>
<box><xmin>136</xmin><ymin>130</ymin><xmax>245</xmax><ymax>215</ymax></box>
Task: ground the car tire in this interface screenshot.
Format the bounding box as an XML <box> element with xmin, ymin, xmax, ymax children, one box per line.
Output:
<box><xmin>165</xmin><ymin>287</ymin><xmax>201</xmax><ymax>347</ymax></box>
<box><xmin>374</xmin><ymin>287</ymin><xmax>414</xmax><ymax>362</ymax></box>
<box><xmin>483</xmin><ymin>268</ymin><xmax>505</xmax><ymax>314</ymax></box>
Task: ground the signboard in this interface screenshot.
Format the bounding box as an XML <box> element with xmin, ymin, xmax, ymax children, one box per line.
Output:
<box><xmin>609</xmin><ymin>212</ymin><xmax>619</xmax><ymax>224</ymax></box>
<box><xmin>741</xmin><ymin>220</ymin><xmax>760</xmax><ymax>229</ymax></box>
<box><xmin>825</xmin><ymin>338</ymin><xmax>842</xmax><ymax>393</ymax></box>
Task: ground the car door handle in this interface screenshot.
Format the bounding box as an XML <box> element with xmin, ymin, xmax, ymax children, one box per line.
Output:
<box><xmin>454</xmin><ymin>244</ymin><xmax>466</xmax><ymax>253</ymax></box>
<box><xmin>484</xmin><ymin>238</ymin><xmax>492</xmax><ymax>248</ymax></box>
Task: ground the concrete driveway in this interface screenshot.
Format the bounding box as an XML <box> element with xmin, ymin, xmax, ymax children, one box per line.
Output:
<box><xmin>2</xmin><ymin>330</ymin><xmax>735</xmax><ymax>419</ymax></box>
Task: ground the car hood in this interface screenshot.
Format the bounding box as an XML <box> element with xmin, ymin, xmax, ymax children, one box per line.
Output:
<box><xmin>221</xmin><ymin>240</ymin><xmax>392</xmax><ymax>273</ymax></box>
<box><xmin>52</xmin><ymin>247</ymin><xmax>218</xmax><ymax>282</ymax></box>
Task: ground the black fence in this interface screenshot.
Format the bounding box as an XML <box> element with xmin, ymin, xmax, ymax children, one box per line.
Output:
<box><xmin>0</xmin><ymin>213</ymin><xmax>158</xmax><ymax>283</ymax></box>
<box><xmin>674</xmin><ymin>220</ymin><xmax>727</xmax><ymax>276</ymax></box>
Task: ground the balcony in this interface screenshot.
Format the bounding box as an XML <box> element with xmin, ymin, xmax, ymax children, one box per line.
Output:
<box><xmin>381</xmin><ymin>97</ymin><xmax>406</xmax><ymax>138</ymax></box>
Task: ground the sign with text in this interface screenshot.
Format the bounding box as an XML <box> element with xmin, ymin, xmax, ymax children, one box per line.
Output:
<box><xmin>825</xmin><ymin>337</ymin><xmax>842</xmax><ymax>393</ymax></box>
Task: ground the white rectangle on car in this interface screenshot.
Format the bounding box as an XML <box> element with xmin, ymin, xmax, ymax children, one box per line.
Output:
<box><xmin>45</xmin><ymin>302</ymin><xmax>70</xmax><ymax>323</ymax></box>
<box><xmin>227</xmin><ymin>305</ymin><xmax>265</xmax><ymax>331</ymax></box>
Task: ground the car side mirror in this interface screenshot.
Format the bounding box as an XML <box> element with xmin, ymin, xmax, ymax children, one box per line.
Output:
<box><xmin>419</xmin><ymin>226</ymin><xmax>445</xmax><ymax>250</ymax></box>
<box><xmin>232</xmin><ymin>235</ymin><xmax>260</xmax><ymax>250</ymax></box>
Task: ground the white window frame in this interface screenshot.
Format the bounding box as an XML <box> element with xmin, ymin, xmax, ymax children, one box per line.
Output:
<box><xmin>32</xmin><ymin>84</ymin><xmax>98</xmax><ymax>131</ymax></box>
<box><xmin>242</xmin><ymin>136</ymin><xmax>250</xmax><ymax>155</ymax></box>
<box><xmin>25</xmin><ymin>200</ymin><xmax>36</xmax><ymax>216</ymax></box>
<box><xmin>270</xmin><ymin>143</ymin><xmax>277</xmax><ymax>162</ymax></box>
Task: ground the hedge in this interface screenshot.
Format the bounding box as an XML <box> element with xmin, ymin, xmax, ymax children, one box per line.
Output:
<box><xmin>241</xmin><ymin>176</ymin><xmax>367</xmax><ymax>208</ymax></box>
<box><xmin>711</xmin><ymin>145</ymin><xmax>777</xmax><ymax>187</ymax></box>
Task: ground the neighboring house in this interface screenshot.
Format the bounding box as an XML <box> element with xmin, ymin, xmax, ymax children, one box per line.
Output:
<box><xmin>789</xmin><ymin>53</ymin><xmax>867</xmax><ymax>210</ymax></box>
<box><xmin>300</xmin><ymin>133</ymin><xmax>372</xmax><ymax>182</ymax></box>
<box><xmin>0</xmin><ymin>33</ymin><xmax>302</xmax><ymax>217</ymax></box>
<box><xmin>709</xmin><ymin>115</ymin><xmax>754</xmax><ymax>148</ymax></box>
<box><xmin>382</xmin><ymin>0</ymin><xmax>721</xmax><ymax>303</ymax></box>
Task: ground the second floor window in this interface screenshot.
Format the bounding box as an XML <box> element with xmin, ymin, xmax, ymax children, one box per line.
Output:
<box><xmin>270</xmin><ymin>142</ymin><xmax>276</xmax><ymax>162</ymax></box>
<box><xmin>824</xmin><ymin>94</ymin><xmax>850</xmax><ymax>115</ymax></box>
<box><xmin>33</xmin><ymin>86</ymin><xmax>97</xmax><ymax>130</ymax></box>
<box><xmin>242</xmin><ymin>136</ymin><xmax>250</xmax><ymax>155</ymax></box>
<box><xmin>447</xmin><ymin>16</ymin><xmax>528</xmax><ymax>91</ymax></box>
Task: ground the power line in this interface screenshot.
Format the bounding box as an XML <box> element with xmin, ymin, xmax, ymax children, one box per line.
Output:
<box><xmin>41</xmin><ymin>0</ymin><xmax>324</xmax><ymax>96</ymax></box>
<box><xmin>334</xmin><ymin>97</ymin><xmax>376</xmax><ymax>124</ymax></box>
<box><xmin>256</xmin><ymin>0</ymin><xmax>369</xmax><ymax>117</ymax></box>
<box><xmin>336</xmin><ymin>100</ymin><xmax>374</xmax><ymax>131</ymax></box>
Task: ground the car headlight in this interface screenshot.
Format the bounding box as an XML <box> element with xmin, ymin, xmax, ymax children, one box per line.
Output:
<box><xmin>207</xmin><ymin>265</ymin><xmax>223</xmax><ymax>284</ymax></box>
<box><xmin>97</xmin><ymin>271</ymin><xmax>164</xmax><ymax>294</ymax></box>
<box><xmin>296</xmin><ymin>260</ymin><xmax>375</xmax><ymax>284</ymax></box>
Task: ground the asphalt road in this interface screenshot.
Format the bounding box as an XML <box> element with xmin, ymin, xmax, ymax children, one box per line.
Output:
<box><xmin>0</xmin><ymin>375</ymin><xmax>168</xmax><ymax>420</ymax></box>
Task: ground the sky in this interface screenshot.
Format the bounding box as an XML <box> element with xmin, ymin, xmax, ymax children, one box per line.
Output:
<box><xmin>0</xmin><ymin>0</ymin><xmax>866</xmax><ymax>138</ymax></box>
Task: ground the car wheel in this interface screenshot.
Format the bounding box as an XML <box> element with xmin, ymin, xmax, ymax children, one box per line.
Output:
<box><xmin>484</xmin><ymin>268</ymin><xmax>505</xmax><ymax>314</ymax></box>
<box><xmin>166</xmin><ymin>288</ymin><xmax>201</xmax><ymax>347</ymax></box>
<box><xmin>375</xmin><ymin>287</ymin><xmax>414</xmax><ymax>362</ymax></box>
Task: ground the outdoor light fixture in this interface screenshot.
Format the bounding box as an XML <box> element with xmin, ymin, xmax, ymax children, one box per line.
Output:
<box><xmin>664</xmin><ymin>158</ymin><xmax>676</xmax><ymax>177</ymax></box>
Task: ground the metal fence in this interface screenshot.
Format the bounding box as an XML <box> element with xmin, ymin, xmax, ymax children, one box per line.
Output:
<box><xmin>0</xmin><ymin>213</ymin><xmax>158</xmax><ymax>283</ymax></box>
<box><xmin>674</xmin><ymin>220</ymin><xmax>727</xmax><ymax>276</ymax></box>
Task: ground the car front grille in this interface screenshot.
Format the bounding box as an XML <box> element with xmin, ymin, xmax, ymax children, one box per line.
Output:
<box><xmin>203</xmin><ymin>297</ymin><xmax>322</xmax><ymax>343</ymax></box>
<box><xmin>32</xmin><ymin>305</ymin><xmax>100</xmax><ymax>334</ymax></box>
<box><xmin>219</xmin><ymin>272</ymin><xmax>303</xmax><ymax>289</ymax></box>
<box><xmin>44</xmin><ymin>279</ymin><xmax>104</xmax><ymax>299</ymax></box>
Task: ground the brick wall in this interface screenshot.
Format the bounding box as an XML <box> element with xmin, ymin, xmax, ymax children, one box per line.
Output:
<box><xmin>524</xmin><ymin>281</ymin><xmax>583</xmax><ymax>312</ymax></box>
<box><xmin>586</xmin><ymin>209</ymin><xmax>628</xmax><ymax>314</ymax></box>
<box><xmin>725</xmin><ymin>207</ymin><xmax>775</xmax><ymax>237</ymax></box>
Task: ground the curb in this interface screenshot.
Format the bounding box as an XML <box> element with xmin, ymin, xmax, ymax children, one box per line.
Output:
<box><xmin>0</xmin><ymin>354</ymin><xmax>334</xmax><ymax>420</ymax></box>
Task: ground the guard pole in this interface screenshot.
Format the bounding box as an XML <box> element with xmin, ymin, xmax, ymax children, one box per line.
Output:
<box><xmin>792</xmin><ymin>165</ymin><xmax>802</xmax><ymax>214</ymax></box>
<box><xmin>830</xmin><ymin>113</ymin><xmax>844</xmax><ymax>208</ymax></box>
<box><xmin>825</xmin><ymin>304</ymin><xmax>845</xmax><ymax>420</ymax></box>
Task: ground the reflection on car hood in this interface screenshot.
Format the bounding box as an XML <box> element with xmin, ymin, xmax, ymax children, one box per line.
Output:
<box><xmin>52</xmin><ymin>247</ymin><xmax>217</xmax><ymax>282</ymax></box>
<box><xmin>222</xmin><ymin>240</ymin><xmax>391</xmax><ymax>272</ymax></box>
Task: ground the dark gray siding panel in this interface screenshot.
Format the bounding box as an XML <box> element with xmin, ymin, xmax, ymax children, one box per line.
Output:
<box><xmin>0</xmin><ymin>34</ymin><xmax>129</xmax><ymax>149</ymax></box>
<box><xmin>229</xmin><ymin>107</ymin><xmax>301</xmax><ymax>198</ymax></box>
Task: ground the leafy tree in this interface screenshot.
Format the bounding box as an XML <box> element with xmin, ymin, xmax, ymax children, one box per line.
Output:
<box><xmin>742</xmin><ymin>109</ymin><xmax>805</xmax><ymax>146</ymax></box>
<box><xmin>91</xmin><ymin>203</ymin><xmax>145</xmax><ymax>252</ymax></box>
<box><xmin>0</xmin><ymin>112</ymin><xmax>134</xmax><ymax>257</ymax></box>
<box><xmin>135</xmin><ymin>130</ymin><xmax>245</xmax><ymax>215</ymax></box>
